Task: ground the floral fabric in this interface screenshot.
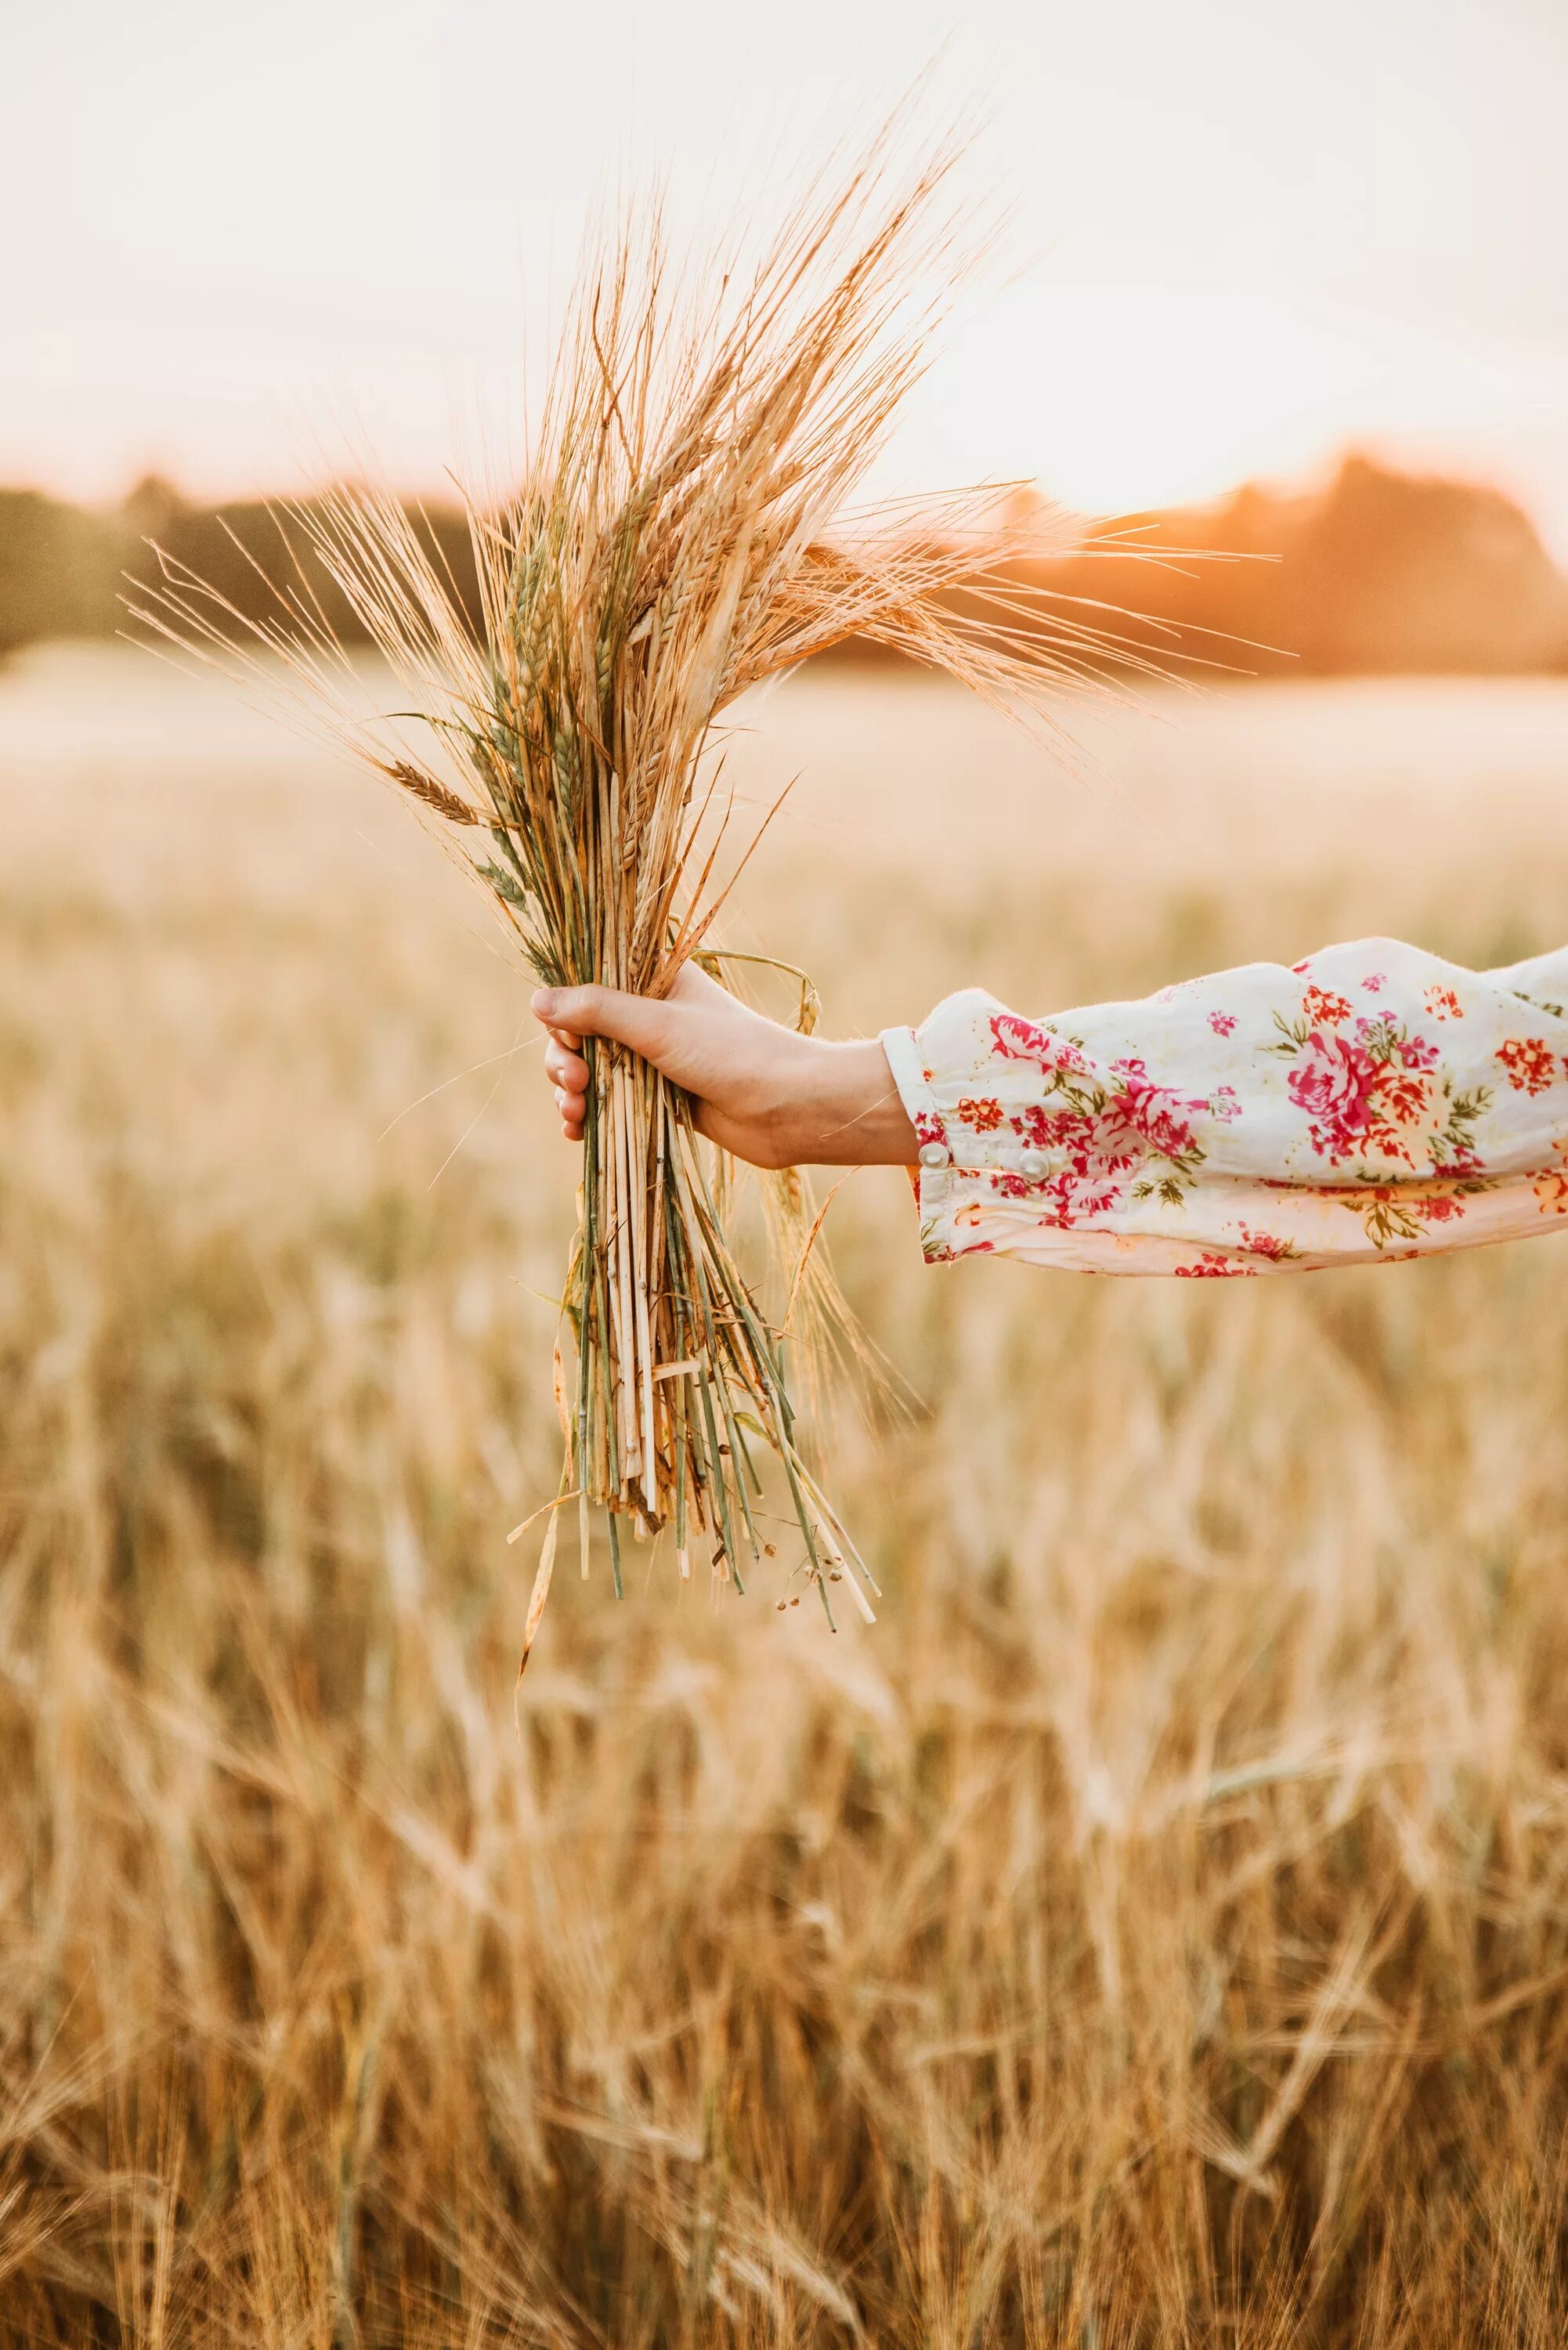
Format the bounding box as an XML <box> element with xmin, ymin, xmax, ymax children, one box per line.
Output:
<box><xmin>879</xmin><ymin>938</ymin><xmax>1568</xmax><ymax>1275</ymax></box>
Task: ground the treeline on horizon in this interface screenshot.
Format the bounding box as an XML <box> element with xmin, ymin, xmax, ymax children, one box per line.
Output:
<box><xmin>4</xmin><ymin>455</ymin><xmax>1568</xmax><ymax>678</ymax></box>
<box><xmin>0</xmin><ymin>479</ymin><xmax>481</xmax><ymax>665</ymax></box>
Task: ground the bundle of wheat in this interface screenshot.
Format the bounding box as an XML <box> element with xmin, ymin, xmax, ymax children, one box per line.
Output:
<box><xmin>132</xmin><ymin>127</ymin><xmax>1133</xmax><ymax>1665</ymax></box>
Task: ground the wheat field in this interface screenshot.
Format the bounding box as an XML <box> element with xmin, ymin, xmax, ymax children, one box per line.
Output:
<box><xmin>4</xmin><ymin>647</ymin><xmax>1568</xmax><ymax>2347</ymax></box>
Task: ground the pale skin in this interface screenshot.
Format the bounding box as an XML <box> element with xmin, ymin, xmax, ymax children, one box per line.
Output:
<box><xmin>532</xmin><ymin>964</ymin><xmax>919</xmax><ymax>1170</ymax></box>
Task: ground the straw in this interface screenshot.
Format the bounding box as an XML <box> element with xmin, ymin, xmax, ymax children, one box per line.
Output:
<box><xmin>128</xmin><ymin>117</ymin><xmax>1144</xmax><ymax>1649</ymax></box>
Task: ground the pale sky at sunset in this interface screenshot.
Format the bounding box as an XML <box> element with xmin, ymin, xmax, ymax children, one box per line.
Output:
<box><xmin>5</xmin><ymin>1</ymin><xmax>1568</xmax><ymax>548</ymax></box>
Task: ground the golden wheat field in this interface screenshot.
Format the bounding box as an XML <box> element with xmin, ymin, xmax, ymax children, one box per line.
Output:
<box><xmin>4</xmin><ymin>645</ymin><xmax>1568</xmax><ymax>2347</ymax></box>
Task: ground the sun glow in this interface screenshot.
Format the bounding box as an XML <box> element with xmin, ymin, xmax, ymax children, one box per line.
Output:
<box><xmin>3</xmin><ymin>1</ymin><xmax>1568</xmax><ymax>548</ymax></box>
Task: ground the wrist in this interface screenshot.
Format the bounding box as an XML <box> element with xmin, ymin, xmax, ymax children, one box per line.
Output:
<box><xmin>790</xmin><ymin>1036</ymin><xmax>918</xmax><ymax>1166</ymax></box>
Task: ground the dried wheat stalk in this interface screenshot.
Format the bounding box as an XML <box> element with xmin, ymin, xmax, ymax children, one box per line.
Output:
<box><xmin>130</xmin><ymin>124</ymin><xmax>1140</xmax><ymax>1658</ymax></box>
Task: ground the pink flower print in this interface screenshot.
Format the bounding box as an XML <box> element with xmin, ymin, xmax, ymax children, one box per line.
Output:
<box><xmin>1534</xmin><ymin>1145</ymin><xmax>1568</xmax><ymax>1217</ymax></box>
<box><xmin>956</xmin><ymin>1095</ymin><xmax>1006</xmax><ymax>1133</ymax></box>
<box><xmin>1175</xmin><ymin>1252</ymin><xmax>1256</xmax><ymax>1278</ymax></box>
<box><xmin>912</xmin><ymin>1110</ymin><xmax>946</xmax><ymax>1151</ymax></box>
<box><xmin>1104</xmin><ymin>1058</ymin><xmax>1205</xmax><ymax>1160</ymax></box>
<box><xmin>1047</xmin><ymin>1170</ymin><xmax>1124</xmax><ymax>1224</ymax></box>
<box><xmin>1006</xmin><ymin>1103</ymin><xmax>1138</xmax><ymax>1230</ymax></box>
<box><xmin>1353</xmin><ymin>1014</ymin><xmax>1438</xmax><ymax>1073</ymax></box>
<box><xmin>1209</xmin><ymin>1086</ymin><xmax>1241</xmax><ymax>1123</ymax></box>
<box><xmin>1302</xmin><ymin>985</ymin><xmax>1351</xmax><ymax>1026</ymax></box>
<box><xmin>1321</xmin><ymin>1177</ymin><xmax>1472</xmax><ymax>1246</ymax></box>
<box><xmin>998</xmin><ymin>1055</ymin><xmax>1218</xmax><ymax>1231</ymax></box>
<box><xmin>1238</xmin><ymin>1224</ymin><xmax>1295</xmax><ymax>1261</ymax></box>
<box><xmin>1419</xmin><ymin>1191</ymin><xmax>1466</xmax><ymax>1224</ymax></box>
<box><xmin>1362</xmin><ymin>972</ymin><xmax>1387</xmax><ymax>994</ymax></box>
<box><xmin>1208</xmin><ymin>1010</ymin><xmax>1237</xmax><ymax>1037</ymax></box>
<box><xmin>1497</xmin><ymin>1037</ymin><xmax>1558</xmax><ymax>1095</ymax></box>
<box><xmin>989</xmin><ymin>1014</ymin><xmax>1085</xmax><ymax>1073</ymax></box>
<box><xmin>1015</xmin><ymin>1104</ymin><xmax>1097</xmax><ymax>1160</ymax></box>
<box><xmin>1287</xmin><ymin>1029</ymin><xmax>1378</xmax><ymax>1158</ymax></box>
<box><xmin>1424</xmin><ymin>985</ymin><xmax>1464</xmax><ymax>1020</ymax></box>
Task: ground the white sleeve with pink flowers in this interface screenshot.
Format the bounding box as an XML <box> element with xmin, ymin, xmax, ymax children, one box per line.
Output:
<box><xmin>878</xmin><ymin>938</ymin><xmax>1568</xmax><ymax>1274</ymax></box>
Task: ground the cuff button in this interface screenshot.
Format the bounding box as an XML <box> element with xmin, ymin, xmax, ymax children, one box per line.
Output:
<box><xmin>1019</xmin><ymin>1149</ymin><xmax>1047</xmax><ymax>1178</ymax></box>
<box><xmin>918</xmin><ymin>1141</ymin><xmax>950</xmax><ymax>1170</ymax></box>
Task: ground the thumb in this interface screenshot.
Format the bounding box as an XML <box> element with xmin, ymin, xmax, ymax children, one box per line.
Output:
<box><xmin>530</xmin><ymin>983</ymin><xmax>674</xmax><ymax>1061</ymax></box>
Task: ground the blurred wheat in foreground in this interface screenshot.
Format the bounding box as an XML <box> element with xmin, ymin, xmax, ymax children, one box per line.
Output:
<box><xmin>4</xmin><ymin>654</ymin><xmax>1568</xmax><ymax>2346</ymax></box>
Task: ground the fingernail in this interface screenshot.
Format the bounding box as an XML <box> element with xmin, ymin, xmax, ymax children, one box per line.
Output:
<box><xmin>531</xmin><ymin>988</ymin><xmax>558</xmax><ymax>1018</ymax></box>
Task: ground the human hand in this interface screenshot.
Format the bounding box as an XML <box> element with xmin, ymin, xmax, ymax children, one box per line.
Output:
<box><xmin>531</xmin><ymin>962</ymin><xmax>917</xmax><ymax>1170</ymax></box>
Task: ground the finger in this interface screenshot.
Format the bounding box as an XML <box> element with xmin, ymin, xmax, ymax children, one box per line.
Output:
<box><xmin>544</xmin><ymin>1039</ymin><xmax>589</xmax><ymax>1090</ymax></box>
<box><xmin>531</xmin><ymin>984</ymin><xmax>674</xmax><ymax>1065</ymax></box>
<box><xmin>528</xmin><ymin>994</ymin><xmax>583</xmax><ymax>1050</ymax></box>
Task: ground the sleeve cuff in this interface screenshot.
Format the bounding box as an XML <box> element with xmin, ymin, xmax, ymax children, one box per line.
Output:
<box><xmin>878</xmin><ymin>1024</ymin><xmax>948</xmax><ymax>1158</ymax></box>
<box><xmin>878</xmin><ymin>1024</ymin><xmax>959</xmax><ymax>1263</ymax></box>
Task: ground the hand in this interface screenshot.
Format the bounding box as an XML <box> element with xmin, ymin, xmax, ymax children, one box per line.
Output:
<box><xmin>532</xmin><ymin>963</ymin><xmax>918</xmax><ymax>1170</ymax></box>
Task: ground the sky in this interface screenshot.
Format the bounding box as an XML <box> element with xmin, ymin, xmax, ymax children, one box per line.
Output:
<box><xmin>5</xmin><ymin>0</ymin><xmax>1568</xmax><ymax>548</ymax></box>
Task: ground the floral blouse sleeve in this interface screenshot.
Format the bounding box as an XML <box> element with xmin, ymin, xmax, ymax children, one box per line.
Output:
<box><xmin>878</xmin><ymin>938</ymin><xmax>1568</xmax><ymax>1274</ymax></box>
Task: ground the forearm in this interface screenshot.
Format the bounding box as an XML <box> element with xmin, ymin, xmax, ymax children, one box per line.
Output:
<box><xmin>782</xmin><ymin>1038</ymin><xmax>917</xmax><ymax>1167</ymax></box>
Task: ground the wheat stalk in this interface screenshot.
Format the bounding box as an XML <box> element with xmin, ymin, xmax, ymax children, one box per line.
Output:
<box><xmin>128</xmin><ymin>121</ymin><xmax>1143</xmax><ymax>1658</ymax></box>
